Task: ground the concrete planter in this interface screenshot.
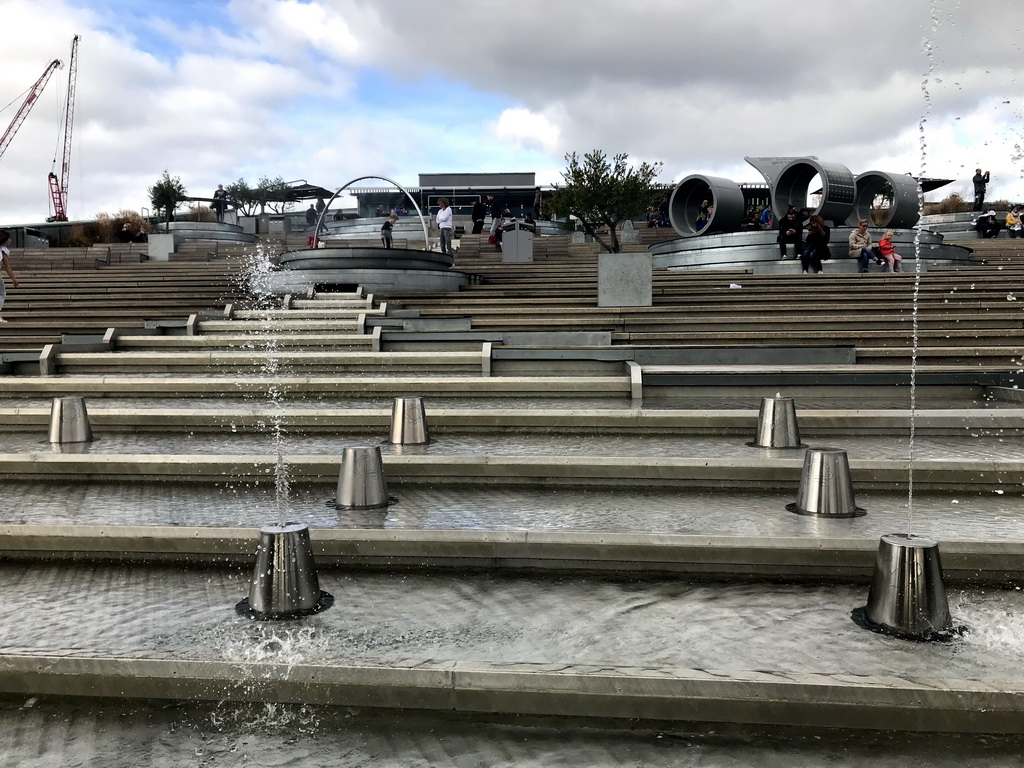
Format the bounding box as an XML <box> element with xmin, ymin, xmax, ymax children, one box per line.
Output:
<box><xmin>597</xmin><ymin>251</ymin><xmax>652</xmax><ymax>307</ymax></box>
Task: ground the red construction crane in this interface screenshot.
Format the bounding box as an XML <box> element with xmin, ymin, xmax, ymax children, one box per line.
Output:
<box><xmin>48</xmin><ymin>34</ymin><xmax>80</xmax><ymax>222</ymax></box>
<box><xmin>0</xmin><ymin>57</ymin><xmax>63</xmax><ymax>162</ymax></box>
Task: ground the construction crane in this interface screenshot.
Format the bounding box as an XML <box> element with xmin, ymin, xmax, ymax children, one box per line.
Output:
<box><xmin>48</xmin><ymin>34</ymin><xmax>80</xmax><ymax>222</ymax></box>
<box><xmin>0</xmin><ymin>57</ymin><xmax>63</xmax><ymax>163</ymax></box>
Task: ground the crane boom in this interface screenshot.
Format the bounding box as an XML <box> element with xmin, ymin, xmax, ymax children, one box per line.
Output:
<box><xmin>49</xmin><ymin>35</ymin><xmax>80</xmax><ymax>222</ymax></box>
<box><xmin>0</xmin><ymin>58</ymin><xmax>63</xmax><ymax>162</ymax></box>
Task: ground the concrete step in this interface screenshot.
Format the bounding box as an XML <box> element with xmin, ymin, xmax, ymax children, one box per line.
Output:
<box><xmin>0</xmin><ymin>374</ymin><xmax>631</xmax><ymax>398</ymax></box>
<box><xmin>113</xmin><ymin>333</ymin><xmax>374</xmax><ymax>349</ymax></box>
<box><xmin>52</xmin><ymin>350</ymin><xmax>486</xmax><ymax>375</ymax></box>
<box><xmin>0</xmin><ymin>406</ymin><xmax>1016</xmax><ymax>436</ymax></box>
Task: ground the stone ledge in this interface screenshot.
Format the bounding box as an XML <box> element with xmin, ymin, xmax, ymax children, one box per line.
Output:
<box><xmin>1</xmin><ymin>654</ymin><xmax>1022</xmax><ymax>733</ymax></box>
<box><xmin>0</xmin><ymin>526</ymin><xmax>1020</xmax><ymax>582</ymax></box>
<box><xmin>0</xmin><ymin>453</ymin><xmax>1018</xmax><ymax>490</ymax></box>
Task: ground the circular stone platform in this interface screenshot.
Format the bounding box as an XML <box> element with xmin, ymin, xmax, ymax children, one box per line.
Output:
<box><xmin>261</xmin><ymin>246</ymin><xmax>475</xmax><ymax>293</ymax></box>
<box><xmin>650</xmin><ymin>228</ymin><xmax>973</xmax><ymax>273</ymax></box>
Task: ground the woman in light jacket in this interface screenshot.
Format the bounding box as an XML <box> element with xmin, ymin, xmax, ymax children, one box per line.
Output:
<box><xmin>848</xmin><ymin>219</ymin><xmax>874</xmax><ymax>273</ymax></box>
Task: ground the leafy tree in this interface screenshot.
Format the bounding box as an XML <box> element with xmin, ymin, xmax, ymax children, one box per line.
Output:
<box><xmin>255</xmin><ymin>175</ymin><xmax>292</xmax><ymax>214</ymax></box>
<box><xmin>148</xmin><ymin>171</ymin><xmax>188</xmax><ymax>224</ymax></box>
<box><xmin>546</xmin><ymin>150</ymin><xmax>663</xmax><ymax>253</ymax></box>
<box><xmin>226</xmin><ymin>177</ymin><xmax>258</xmax><ymax>216</ymax></box>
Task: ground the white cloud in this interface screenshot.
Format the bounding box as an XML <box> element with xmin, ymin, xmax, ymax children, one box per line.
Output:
<box><xmin>492</xmin><ymin>108</ymin><xmax>561</xmax><ymax>154</ymax></box>
<box><xmin>1</xmin><ymin>0</ymin><xmax>1023</xmax><ymax>225</ymax></box>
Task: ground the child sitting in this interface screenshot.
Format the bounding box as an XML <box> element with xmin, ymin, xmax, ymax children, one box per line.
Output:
<box><xmin>878</xmin><ymin>230</ymin><xmax>903</xmax><ymax>272</ymax></box>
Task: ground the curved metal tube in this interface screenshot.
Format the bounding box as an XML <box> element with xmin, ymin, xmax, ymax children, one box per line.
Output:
<box><xmin>313</xmin><ymin>175</ymin><xmax>429</xmax><ymax>249</ymax></box>
<box><xmin>849</xmin><ymin>171</ymin><xmax>920</xmax><ymax>229</ymax></box>
<box><xmin>669</xmin><ymin>175</ymin><xmax>745</xmax><ymax>237</ymax></box>
<box><xmin>772</xmin><ymin>159</ymin><xmax>856</xmax><ymax>226</ymax></box>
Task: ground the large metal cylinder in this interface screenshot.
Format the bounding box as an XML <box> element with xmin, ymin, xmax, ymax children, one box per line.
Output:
<box><xmin>786</xmin><ymin>447</ymin><xmax>865</xmax><ymax>518</ymax></box>
<box><xmin>849</xmin><ymin>171</ymin><xmax>921</xmax><ymax>229</ymax></box>
<box><xmin>48</xmin><ymin>396</ymin><xmax>93</xmax><ymax>444</ymax></box>
<box><xmin>862</xmin><ymin>533</ymin><xmax>953</xmax><ymax>640</ymax></box>
<box><xmin>389</xmin><ymin>396</ymin><xmax>430</xmax><ymax>445</ymax></box>
<box><xmin>748</xmin><ymin>396</ymin><xmax>803</xmax><ymax>448</ymax></box>
<box><xmin>669</xmin><ymin>175</ymin><xmax>746</xmax><ymax>237</ymax></box>
<box><xmin>241</xmin><ymin>523</ymin><xmax>331</xmax><ymax>620</ymax></box>
<box><xmin>336</xmin><ymin>446</ymin><xmax>390</xmax><ymax>510</ymax></box>
<box><xmin>772</xmin><ymin>159</ymin><xmax>856</xmax><ymax>226</ymax></box>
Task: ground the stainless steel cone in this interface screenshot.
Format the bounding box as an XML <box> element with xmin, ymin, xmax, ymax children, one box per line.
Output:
<box><xmin>245</xmin><ymin>523</ymin><xmax>324</xmax><ymax>619</ymax></box>
<box><xmin>863</xmin><ymin>533</ymin><xmax>953</xmax><ymax>640</ymax></box>
<box><xmin>389</xmin><ymin>396</ymin><xmax>429</xmax><ymax>445</ymax></box>
<box><xmin>786</xmin><ymin>447</ymin><xmax>865</xmax><ymax>517</ymax></box>
<box><xmin>749</xmin><ymin>396</ymin><xmax>802</xmax><ymax>448</ymax></box>
<box><xmin>336</xmin><ymin>445</ymin><xmax>390</xmax><ymax>509</ymax></box>
<box><xmin>48</xmin><ymin>396</ymin><xmax>93</xmax><ymax>444</ymax></box>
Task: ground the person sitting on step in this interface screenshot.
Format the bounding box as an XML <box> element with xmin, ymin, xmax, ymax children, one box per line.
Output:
<box><xmin>849</xmin><ymin>219</ymin><xmax>875</xmax><ymax>273</ymax></box>
<box><xmin>877</xmin><ymin>230</ymin><xmax>903</xmax><ymax>272</ymax></box>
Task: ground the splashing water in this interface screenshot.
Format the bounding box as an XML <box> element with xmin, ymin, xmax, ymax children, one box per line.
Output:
<box><xmin>238</xmin><ymin>242</ymin><xmax>292</xmax><ymax>520</ymax></box>
<box><xmin>909</xmin><ymin>1</ymin><xmax>942</xmax><ymax>534</ymax></box>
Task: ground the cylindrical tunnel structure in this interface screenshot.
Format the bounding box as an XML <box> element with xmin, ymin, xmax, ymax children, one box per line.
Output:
<box><xmin>849</xmin><ymin>171</ymin><xmax>921</xmax><ymax>229</ymax></box>
<box><xmin>772</xmin><ymin>159</ymin><xmax>856</xmax><ymax>226</ymax></box>
<box><xmin>669</xmin><ymin>175</ymin><xmax>746</xmax><ymax>237</ymax></box>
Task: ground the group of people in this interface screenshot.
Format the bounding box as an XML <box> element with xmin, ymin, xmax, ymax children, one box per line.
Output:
<box><xmin>848</xmin><ymin>219</ymin><xmax>902</xmax><ymax>273</ymax></box>
<box><xmin>776</xmin><ymin>207</ymin><xmax>902</xmax><ymax>274</ymax></box>
<box><xmin>116</xmin><ymin>223</ymin><xmax>148</xmax><ymax>243</ymax></box>
<box><xmin>975</xmin><ymin>206</ymin><xmax>1023</xmax><ymax>238</ymax></box>
<box><xmin>645</xmin><ymin>206</ymin><xmax>670</xmax><ymax>228</ymax></box>
<box><xmin>776</xmin><ymin>208</ymin><xmax>833</xmax><ymax>273</ymax></box>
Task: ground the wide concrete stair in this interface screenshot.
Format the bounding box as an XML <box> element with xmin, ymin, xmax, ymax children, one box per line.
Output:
<box><xmin>4</xmin><ymin>237</ymin><xmax>1024</xmax><ymax>737</ymax></box>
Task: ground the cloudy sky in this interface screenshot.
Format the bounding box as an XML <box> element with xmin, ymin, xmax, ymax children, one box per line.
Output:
<box><xmin>0</xmin><ymin>0</ymin><xmax>1020</xmax><ymax>225</ymax></box>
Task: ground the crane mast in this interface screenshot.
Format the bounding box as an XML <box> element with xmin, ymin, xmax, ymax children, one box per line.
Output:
<box><xmin>49</xmin><ymin>34</ymin><xmax>80</xmax><ymax>222</ymax></box>
<box><xmin>0</xmin><ymin>58</ymin><xmax>62</xmax><ymax>162</ymax></box>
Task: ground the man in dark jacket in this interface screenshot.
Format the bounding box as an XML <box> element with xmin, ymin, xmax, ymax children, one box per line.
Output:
<box><xmin>777</xmin><ymin>210</ymin><xmax>803</xmax><ymax>259</ymax></box>
<box><xmin>973</xmin><ymin>169</ymin><xmax>990</xmax><ymax>212</ymax></box>
<box><xmin>471</xmin><ymin>199</ymin><xmax>487</xmax><ymax>234</ymax></box>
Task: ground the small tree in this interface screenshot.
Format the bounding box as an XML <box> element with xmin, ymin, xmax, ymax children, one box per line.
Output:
<box><xmin>148</xmin><ymin>171</ymin><xmax>188</xmax><ymax>224</ymax></box>
<box><xmin>546</xmin><ymin>150</ymin><xmax>663</xmax><ymax>253</ymax></box>
<box><xmin>226</xmin><ymin>178</ymin><xmax>257</xmax><ymax>216</ymax></box>
<box><xmin>256</xmin><ymin>175</ymin><xmax>292</xmax><ymax>214</ymax></box>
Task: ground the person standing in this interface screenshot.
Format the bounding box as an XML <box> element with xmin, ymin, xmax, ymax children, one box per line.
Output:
<box><xmin>305</xmin><ymin>204</ymin><xmax>318</xmax><ymax>227</ymax></box>
<box><xmin>0</xmin><ymin>231</ymin><xmax>19</xmax><ymax>322</ymax></box>
<box><xmin>533</xmin><ymin>186</ymin><xmax>543</xmax><ymax>218</ymax></box>
<box><xmin>380</xmin><ymin>213</ymin><xmax>398</xmax><ymax>249</ymax></box>
<box><xmin>436</xmin><ymin>197</ymin><xmax>454</xmax><ymax>256</ymax></box>
<box><xmin>973</xmin><ymin>169</ymin><xmax>990</xmax><ymax>212</ymax></box>
<box><xmin>211</xmin><ymin>184</ymin><xmax>228</xmax><ymax>222</ymax></box>
<box><xmin>471</xmin><ymin>198</ymin><xmax>487</xmax><ymax>234</ymax></box>
<box><xmin>849</xmin><ymin>219</ymin><xmax>874</xmax><ymax>273</ymax></box>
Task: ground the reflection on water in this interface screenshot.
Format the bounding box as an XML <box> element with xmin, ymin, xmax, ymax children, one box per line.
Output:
<box><xmin>2</xmin><ymin>430</ymin><xmax>1023</xmax><ymax>460</ymax></box>
<box><xmin>1</xmin><ymin>481</ymin><xmax>1022</xmax><ymax>539</ymax></box>
<box><xmin>2</xmin><ymin>697</ymin><xmax>1022</xmax><ymax>767</ymax></box>
<box><xmin>0</xmin><ymin>395</ymin><xmax>1020</xmax><ymax>410</ymax></box>
<box><xmin>1</xmin><ymin>564</ymin><xmax>1023</xmax><ymax>682</ymax></box>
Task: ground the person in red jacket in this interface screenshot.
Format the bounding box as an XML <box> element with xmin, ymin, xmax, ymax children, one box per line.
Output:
<box><xmin>878</xmin><ymin>230</ymin><xmax>902</xmax><ymax>272</ymax></box>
